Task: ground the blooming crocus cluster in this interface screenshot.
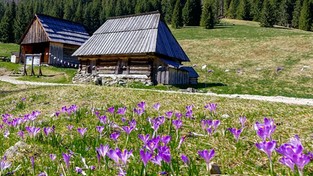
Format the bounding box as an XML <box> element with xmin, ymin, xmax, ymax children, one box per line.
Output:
<box><xmin>43</xmin><ymin>126</ymin><xmax>54</xmax><ymax>136</ymax></box>
<box><xmin>77</xmin><ymin>127</ymin><xmax>87</xmax><ymax>137</ymax></box>
<box><xmin>1</xmin><ymin>111</ymin><xmax>40</xmax><ymax>128</ymax></box>
<box><xmin>276</xmin><ymin>135</ymin><xmax>311</xmax><ymax>176</ymax></box>
<box><xmin>117</xmin><ymin>107</ymin><xmax>127</xmax><ymax>115</ymax></box>
<box><xmin>61</xmin><ymin>105</ymin><xmax>78</xmax><ymax>115</ymax></box>
<box><xmin>185</xmin><ymin>105</ymin><xmax>193</xmax><ymax>118</ymax></box>
<box><xmin>98</xmin><ymin>115</ymin><xmax>107</xmax><ymax>125</ymax></box>
<box><xmin>254</xmin><ymin>118</ymin><xmax>277</xmax><ymax>174</ymax></box>
<box><xmin>134</xmin><ymin>102</ymin><xmax>146</xmax><ymax>116</ymax></box>
<box><xmin>25</xmin><ymin>126</ymin><xmax>41</xmax><ymax>138</ymax></box>
<box><xmin>254</xmin><ymin>117</ymin><xmax>276</xmax><ymax>141</ymax></box>
<box><xmin>149</xmin><ymin>116</ymin><xmax>165</xmax><ymax>135</ymax></box>
<box><xmin>201</xmin><ymin>119</ymin><xmax>220</xmax><ymax>135</ymax></box>
<box><xmin>228</xmin><ymin>117</ymin><xmax>247</xmax><ymax>142</ymax></box>
<box><xmin>139</xmin><ymin>135</ymin><xmax>172</xmax><ymax>166</ymax></box>
<box><xmin>107</xmin><ymin>106</ymin><xmax>115</xmax><ymax>114</ymax></box>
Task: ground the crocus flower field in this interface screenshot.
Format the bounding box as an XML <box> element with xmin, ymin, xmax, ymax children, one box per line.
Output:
<box><xmin>0</xmin><ymin>84</ymin><xmax>313</xmax><ymax>175</ymax></box>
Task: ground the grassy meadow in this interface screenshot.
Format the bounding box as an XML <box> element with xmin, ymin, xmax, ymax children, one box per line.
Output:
<box><xmin>171</xmin><ymin>19</ymin><xmax>313</xmax><ymax>98</ymax></box>
<box><xmin>0</xmin><ymin>82</ymin><xmax>313</xmax><ymax>175</ymax></box>
<box><xmin>0</xmin><ymin>43</ymin><xmax>19</xmax><ymax>57</ymax></box>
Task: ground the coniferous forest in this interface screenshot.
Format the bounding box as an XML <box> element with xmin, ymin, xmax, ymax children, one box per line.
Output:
<box><xmin>0</xmin><ymin>0</ymin><xmax>313</xmax><ymax>43</ymax></box>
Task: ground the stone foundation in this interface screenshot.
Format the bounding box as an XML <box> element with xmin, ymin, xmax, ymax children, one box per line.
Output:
<box><xmin>72</xmin><ymin>73</ymin><xmax>153</xmax><ymax>86</ymax></box>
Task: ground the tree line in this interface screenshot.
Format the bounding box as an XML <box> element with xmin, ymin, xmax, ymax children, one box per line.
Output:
<box><xmin>0</xmin><ymin>0</ymin><xmax>312</xmax><ymax>43</ymax></box>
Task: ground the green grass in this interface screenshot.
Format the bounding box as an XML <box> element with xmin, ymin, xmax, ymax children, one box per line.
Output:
<box><xmin>0</xmin><ymin>82</ymin><xmax>312</xmax><ymax>175</ymax></box>
<box><xmin>170</xmin><ymin>19</ymin><xmax>313</xmax><ymax>98</ymax></box>
<box><xmin>0</xmin><ymin>61</ymin><xmax>21</xmax><ymax>73</ymax></box>
<box><xmin>0</xmin><ymin>43</ymin><xmax>19</xmax><ymax>57</ymax></box>
<box><xmin>17</xmin><ymin>66</ymin><xmax>77</xmax><ymax>84</ymax></box>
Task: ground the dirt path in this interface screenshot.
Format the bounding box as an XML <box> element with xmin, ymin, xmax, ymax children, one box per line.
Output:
<box><xmin>1</xmin><ymin>75</ymin><xmax>312</xmax><ymax>106</ymax></box>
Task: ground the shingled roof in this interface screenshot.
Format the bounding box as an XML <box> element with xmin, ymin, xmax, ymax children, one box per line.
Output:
<box><xmin>20</xmin><ymin>14</ymin><xmax>90</xmax><ymax>46</ymax></box>
<box><xmin>73</xmin><ymin>12</ymin><xmax>190</xmax><ymax>62</ymax></box>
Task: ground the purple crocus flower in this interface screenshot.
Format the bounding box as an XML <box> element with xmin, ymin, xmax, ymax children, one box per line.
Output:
<box><xmin>153</xmin><ymin>103</ymin><xmax>161</xmax><ymax>111</ymax></box>
<box><xmin>77</xmin><ymin>127</ymin><xmax>87</xmax><ymax>137</ymax></box>
<box><xmin>138</xmin><ymin>134</ymin><xmax>150</xmax><ymax>145</ymax></box>
<box><xmin>30</xmin><ymin>156</ymin><xmax>35</xmax><ymax>169</ymax></box>
<box><xmin>293</xmin><ymin>153</ymin><xmax>311</xmax><ymax>173</ymax></box>
<box><xmin>117</xmin><ymin>107</ymin><xmax>127</xmax><ymax>115</ymax></box>
<box><xmin>55</xmin><ymin>111</ymin><xmax>60</xmax><ymax>117</ymax></box>
<box><xmin>198</xmin><ymin>149</ymin><xmax>215</xmax><ymax>166</ymax></box>
<box><xmin>151</xmin><ymin>154</ymin><xmax>162</xmax><ymax>166</ymax></box>
<box><xmin>129</xmin><ymin>119</ymin><xmax>137</xmax><ymax>128</ymax></box>
<box><xmin>279</xmin><ymin>157</ymin><xmax>295</xmax><ymax>172</ymax></box>
<box><xmin>137</xmin><ymin>102</ymin><xmax>146</xmax><ymax>111</ymax></box>
<box><xmin>177</xmin><ymin>135</ymin><xmax>186</xmax><ymax>149</ymax></box>
<box><xmin>172</xmin><ymin>119</ymin><xmax>182</xmax><ymax>130</ymax></box>
<box><xmin>96</xmin><ymin>144</ymin><xmax>110</xmax><ymax>159</ymax></box>
<box><xmin>158</xmin><ymin>146</ymin><xmax>171</xmax><ymax>163</ymax></box>
<box><xmin>185</xmin><ymin>110</ymin><xmax>193</xmax><ymax>118</ymax></box>
<box><xmin>140</xmin><ymin>149</ymin><xmax>153</xmax><ymax>166</ymax></box>
<box><xmin>165</xmin><ymin>111</ymin><xmax>173</xmax><ymax>119</ymax></box>
<box><xmin>43</xmin><ymin>127</ymin><xmax>54</xmax><ymax>136</ymax></box>
<box><xmin>3</xmin><ymin>130</ymin><xmax>9</xmax><ymax>138</ymax></box>
<box><xmin>147</xmin><ymin>136</ymin><xmax>161</xmax><ymax>152</ymax></box>
<box><xmin>133</xmin><ymin>108</ymin><xmax>144</xmax><ymax>116</ymax></box>
<box><xmin>107</xmin><ymin>149</ymin><xmax>120</xmax><ymax>164</ymax></box>
<box><xmin>107</xmin><ymin>106</ymin><xmax>115</xmax><ymax>114</ymax></box>
<box><xmin>62</xmin><ymin>153</ymin><xmax>71</xmax><ymax>169</ymax></box>
<box><xmin>175</xmin><ymin>112</ymin><xmax>183</xmax><ymax>119</ymax></box>
<box><xmin>25</xmin><ymin>126</ymin><xmax>41</xmax><ymax>138</ymax></box>
<box><xmin>38</xmin><ymin>172</ymin><xmax>47</xmax><ymax>176</ymax></box>
<box><xmin>110</xmin><ymin>132</ymin><xmax>120</xmax><ymax>141</ymax></box>
<box><xmin>75</xmin><ymin>167</ymin><xmax>86</xmax><ymax>175</ymax></box>
<box><xmin>49</xmin><ymin>154</ymin><xmax>56</xmax><ymax>161</ymax></box>
<box><xmin>255</xmin><ymin>140</ymin><xmax>277</xmax><ymax>159</ymax></box>
<box><xmin>228</xmin><ymin>128</ymin><xmax>242</xmax><ymax>142</ymax></box>
<box><xmin>122</xmin><ymin>126</ymin><xmax>134</xmax><ymax>135</ymax></box>
<box><xmin>161</xmin><ymin>135</ymin><xmax>171</xmax><ymax>145</ymax></box>
<box><xmin>17</xmin><ymin>130</ymin><xmax>24</xmax><ymax>139</ymax></box>
<box><xmin>181</xmin><ymin>154</ymin><xmax>189</xmax><ymax>165</ymax></box>
<box><xmin>96</xmin><ymin>126</ymin><xmax>104</xmax><ymax>134</ymax></box>
<box><xmin>204</xmin><ymin>103</ymin><xmax>217</xmax><ymax>113</ymax></box>
<box><xmin>98</xmin><ymin>115</ymin><xmax>107</xmax><ymax>124</ymax></box>
<box><xmin>117</xmin><ymin>149</ymin><xmax>133</xmax><ymax>165</ymax></box>
<box><xmin>67</xmin><ymin>125</ymin><xmax>73</xmax><ymax>131</ymax></box>
<box><xmin>0</xmin><ymin>157</ymin><xmax>11</xmax><ymax>171</ymax></box>
<box><xmin>239</xmin><ymin>116</ymin><xmax>247</xmax><ymax>128</ymax></box>
<box><xmin>254</xmin><ymin>117</ymin><xmax>276</xmax><ymax>141</ymax></box>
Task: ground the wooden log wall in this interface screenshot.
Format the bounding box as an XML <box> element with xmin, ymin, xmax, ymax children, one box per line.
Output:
<box><xmin>63</xmin><ymin>44</ymin><xmax>80</xmax><ymax>66</ymax></box>
<box><xmin>21</xmin><ymin>19</ymin><xmax>49</xmax><ymax>44</ymax></box>
<box><xmin>49</xmin><ymin>42</ymin><xmax>63</xmax><ymax>65</ymax></box>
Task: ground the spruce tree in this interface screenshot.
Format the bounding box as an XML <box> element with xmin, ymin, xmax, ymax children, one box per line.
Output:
<box><xmin>259</xmin><ymin>0</ymin><xmax>275</xmax><ymax>27</ymax></box>
<box><xmin>105</xmin><ymin>0</ymin><xmax>115</xmax><ymax>18</ymax></box>
<box><xmin>73</xmin><ymin>1</ymin><xmax>83</xmax><ymax>23</ymax></box>
<box><xmin>252</xmin><ymin>0</ymin><xmax>263</xmax><ymax>21</ymax></box>
<box><xmin>277</xmin><ymin>0</ymin><xmax>289</xmax><ymax>26</ymax></box>
<box><xmin>201</xmin><ymin>0</ymin><xmax>215</xmax><ymax>29</ymax></box>
<box><xmin>14</xmin><ymin>3</ymin><xmax>27</xmax><ymax>43</ymax></box>
<box><xmin>182</xmin><ymin>0</ymin><xmax>202</xmax><ymax>26</ymax></box>
<box><xmin>115</xmin><ymin>0</ymin><xmax>124</xmax><ymax>16</ymax></box>
<box><xmin>292</xmin><ymin>0</ymin><xmax>303</xmax><ymax>28</ymax></box>
<box><xmin>162</xmin><ymin>0</ymin><xmax>173</xmax><ymax>23</ymax></box>
<box><xmin>237</xmin><ymin>0</ymin><xmax>251</xmax><ymax>20</ymax></box>
<box><xmin>63</xmin><ymin>0</ymin><xmax>74</xmax><ymax>21</ymax></box>
<box><xmin>0</xmin><ymin>7</ymin><xmax>10</xmax><ymax>43</ymax></box>
<box><xmin>135</xmin><ymin>0</ymin><xmax>148</xmax><ymax>13</ymax></box>
<box><xmin>227</xmin><ymin>0</ymin><xmax>237</xmax><ymax>18</ymax></box>
<box><xmin>171</xmin><ymin>0</ymin><xmax>183</xmax><ymax>28</ymax></box>
<box><xmin>299</xmin><ymin>0</ymin><xmax>311</xmax><ymax>30</ymax></box>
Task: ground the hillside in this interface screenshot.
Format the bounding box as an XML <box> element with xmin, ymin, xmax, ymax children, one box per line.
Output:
<box><xmin>171</xmin><ymin>19</ymin><xmax>313</xmax><ymax>98</ymax></box>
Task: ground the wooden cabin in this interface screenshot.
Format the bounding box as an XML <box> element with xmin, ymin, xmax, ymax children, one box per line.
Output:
<box><xmin>19</xmin><ymin>14</ymin><xmax>90</xmax><ymax>67</ymax></box>
<box><xmin>73</xmin><ymin>12</ymin><xmax>198</xmax><ymax>85</ymax></box>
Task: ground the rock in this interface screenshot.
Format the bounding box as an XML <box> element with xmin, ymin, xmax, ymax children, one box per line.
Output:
<box><xmin>3</xmin><ymin>141</ymin><xmax>41</xmax><ymax>162</ymax></box>
<box><xmin>210</xmin><ymin>163</ymin><xmax>222</xmax><ymax>175</ymax></box>
<box><xmin>221</xmin><ymin>114</ymin><xmax>230</xmax><ymax>118</ymax></box>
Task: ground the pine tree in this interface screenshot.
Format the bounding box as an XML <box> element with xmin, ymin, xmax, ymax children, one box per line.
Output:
<box><xmin>299</xmin><ymin>0</ymin><xmax>311</xmax><ymax>31</ymax></box>
<box><xmin>277</xmin><ymin>0</ymin><xmax>289</xmax><ymax>26</ymax></box>
<box><xmin>14</xmin><ymin>3</ymin><xmax>28</xmax><ymax>43</ymax></box>
<box><xmin>135</xmin><ymin>0</ymin><xmax>148</xmax><ymax>13</ymax></box>
<box><xmin>171</xmin><ymin>0</ymin><xmax>183</xmax><ymax>28</ymax></box>
<box><xmin>0</xmin><ymin>7</ymin><xmax>10</xmax><ymax>43</ymax></box>
<box><xmin>73</xmin><ymin>1</ymin><xmax>83</xmax><ymax>23</ymax></box>
<box><xmin>63</xmin><ymin>0</ymin><xmax>74</xmax><ymax>21</ymax></box>
<box><xmin>115</xmin><ymin>0</ymin><xmax>124</xmax><ymax>16</ymax></box>
<box><xmin>227</xmin><ymin>0</ymin><xmax>237</xmax><ymax>18</ymax></box>
<box><xmin>105</xmin><ymin>0</ymin><xmax>115</xmax><ymax>18</ymax></box>
<box><xmin>237</xmin><ymin>0</ymin><xmax>251</xmax><ymax>20</ymax></box>
<box><xmin>224</xmin><ymin>0</ymin><xmax>231</xmax><ymax>15</ymax></box>
<box><xmin>0</xmin><ymin>1</ymin><xmax>4</xmax><ymax>18</ymax></box>
<box><xmin>182</xmin><ymin>0</ymin><xmax>202</xmax><ymax>26</ymax></box>
<box><xmin>252</xmin><ymin>0</ymin><xmax>263</xmax><ymax>21</ymax></box>
<box><xmin>201</xmin><ymin>0</ymin><xmax>215</xmax><ymax>29</ymax></box>
<box><xmin>292</xmin><ymin>0</ymin><xmax>303</xmax><ymax>28</ymax></box>
<box><xmin>162</xmin><ymin>0</ymin><xmax>173</xmax><ymax>23</ymax></box>
<box><xmin>259</xmin><ymin>0</ymin><xmax>275</xmax><ymax>27</ymax></box>
<box><xmin>150</xmin><ymin>0</ymin><xmax>162</xmax><ymax>11</ymax></box>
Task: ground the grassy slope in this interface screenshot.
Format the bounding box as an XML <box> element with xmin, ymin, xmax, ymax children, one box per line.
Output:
<box><xmin>0</xmin><ymin>43</ymin><xmax>19</xmax><ymax>57</ymax></box>
<box><xmin>171</xmin><ymin>19</ymin><xmax>313</xmax><ymax>98</ymax></box>
<box><xmin>0</xmin><ymin>82</ymin><xmax>313</xmax><ymax>175</ymax></box>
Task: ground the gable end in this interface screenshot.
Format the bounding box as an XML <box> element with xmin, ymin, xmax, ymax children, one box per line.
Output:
<box><xmin>20</xmin><ymin>18</ymin><xmax>50</xmax><ymax>44</ymax></box>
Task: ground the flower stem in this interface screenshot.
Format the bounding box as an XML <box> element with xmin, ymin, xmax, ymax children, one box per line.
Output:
<box><xmin>125</xmin><ymin>135</ymin><xmax>129</xmax><ymax>148</ymax></box>
<box><xmin>298</xmin><ymin>168</ymin><xmax>303</xmax><ymax>176</ymax></box>
<box><xmin>269</xmin><ymin>159</ymin><xmax>273</xmax><ymax>176</ymax></box>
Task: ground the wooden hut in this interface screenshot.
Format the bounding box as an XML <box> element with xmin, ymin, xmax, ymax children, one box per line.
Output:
<box><xmin>73</xmin><ymin>12</ymin><xmax>198</xmax><ymax>85</ymax></box>
<box><xmin>19</xmin><ymin>14</ymin><xmax>90</xmax><ymax>67</ymax></box>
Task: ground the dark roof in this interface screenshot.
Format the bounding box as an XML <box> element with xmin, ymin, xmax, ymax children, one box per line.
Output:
<box><xmin>73</xmin><ymin>12</ymin><xmax>190</xmax><ymax>62</ymax></box>
<box><xmin>20</xmin><ymin>14</ymin><xmax>89</xmax><ymax>46</ymax></box>
<box><xmin>180</xmin><ymin>66</ymin><xmax>199</xmax><ymax>78</ymax></box>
